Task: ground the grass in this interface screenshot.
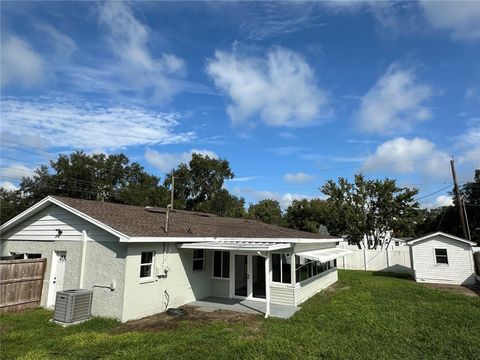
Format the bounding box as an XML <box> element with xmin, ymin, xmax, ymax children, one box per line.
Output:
<box><xmin>1</xmin><ymin>271</ymin><xmax>479</xmax><ymax>359</ymax></box>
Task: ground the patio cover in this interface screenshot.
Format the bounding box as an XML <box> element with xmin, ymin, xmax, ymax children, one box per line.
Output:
<box><xmin>178</xmin><ymin>241</ymin><xmax>291</xmax><ymax>252</ymax></box>
<box><xmin>296</xmin><ymin>248</ymin><xmax>353</xmax><ymax>263</ymax></box>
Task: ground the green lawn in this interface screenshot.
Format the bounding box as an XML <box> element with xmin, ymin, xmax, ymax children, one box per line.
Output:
<box><xmin>1</xmin><ymin>271</ymin><xmax>479</xmax><ymax>359</ymax></box>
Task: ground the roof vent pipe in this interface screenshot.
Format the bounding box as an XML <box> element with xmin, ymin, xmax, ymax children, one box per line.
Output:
<box><xmin>165</xmin><ymin>204</ymin><xmax>172</xmax><ymax>233</ymax></box>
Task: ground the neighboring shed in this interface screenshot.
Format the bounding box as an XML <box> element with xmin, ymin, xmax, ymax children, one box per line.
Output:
<box><xmin>408</xmin><ymin>232</ymin><xmax>477</xmax><ymax>285</ymax></box>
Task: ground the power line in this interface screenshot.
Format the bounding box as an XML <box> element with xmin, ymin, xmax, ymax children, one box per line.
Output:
<box><xmin>415</xmin><ymin>184</ymin><xmax>453</xmax><ymax>201</ymax></box>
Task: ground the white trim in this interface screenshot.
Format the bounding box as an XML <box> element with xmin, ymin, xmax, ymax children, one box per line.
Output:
<box><xmin>211</xmin><ymin>250</ymin><xmax>230</xmax><ymax>280</ymax></box>
<box><xmin>139</xmin><ymin>250</ymin><xmax>155</xmax><ymax>282</ymax></box>
<box><xmin>433</xmin><ymin>248</ymin><xmax>449</xmax><ymax>266</ymax></box>
<box><xmin>179</xmin><ymin>241</ymin><xmax>291</xmax><ymax>252</ymax></box>
<box><xmin>127</xmin><ymin>237</ymin><xmax>341</xmax><ymax>244</ymax></box>
<box><xmin>0</xmin><ymin>196</ymin><xmax>129</xmax><ymax>241</ymax></box>
<box><xmin>408</xmin><ymin>232</ymin><xmax>475</xmax><ymax>246</ymax></box>
<box><xmin>192</xmin><ymin>249</ymin><xmax>206</xmax><ymax>272</ymax></box>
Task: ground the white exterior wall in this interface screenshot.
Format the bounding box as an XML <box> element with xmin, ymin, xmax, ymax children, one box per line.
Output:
<box><xmin>411</xmin><ymin>235</ymin><xmax>476</xmax><ymax>285</ymax></box>
<box><xmin>0</xmin><ymin>205</ymin><xmax>127</xmax><ymax>320</ymax></box>
<box><xmin>121</xmin><ymin>244</ymin><xmax>212</xmax><ymax>322</ymax></box>
<box><xmin>295</xmin><ymin>269</ymin><xmax>338</xmax><ymax>305</ymax></box>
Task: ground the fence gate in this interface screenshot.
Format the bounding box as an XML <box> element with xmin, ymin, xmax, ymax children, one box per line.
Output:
<box><xmin>0</xmin><ymin>258</ymin><xmax>47</xmax><ymax>312</ymax></box>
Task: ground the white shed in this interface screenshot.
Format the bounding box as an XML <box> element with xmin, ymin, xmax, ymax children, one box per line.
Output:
<box><xmin>408</xmin><ymin>232</ymin><xmax>477</xmax><ymax>285</ymax></box>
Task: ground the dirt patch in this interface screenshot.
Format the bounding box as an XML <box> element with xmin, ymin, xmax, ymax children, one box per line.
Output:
<box><xmin>113</xmin><ymin>305</ymin><xmax>261</xmax><ymax>333</ymax></box>
<box><xmin>422</xmin><ymin>283</ymin><xmax>480</xmax><ymax>297</ymax></box>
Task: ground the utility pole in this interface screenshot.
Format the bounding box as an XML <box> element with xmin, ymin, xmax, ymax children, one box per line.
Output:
<box><xmin>170</xmin><ymin>176</ymin><xmax>175</xmax><ymax>209</ymax></box>
<box><xmin>450</xmin><ymin>157</ymin><xmax>469</xmax><ymax>240</ymax></box>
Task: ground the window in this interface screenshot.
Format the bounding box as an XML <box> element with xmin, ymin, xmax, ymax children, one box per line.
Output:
<box><xmin>213</xmin><ymin>251</ymin><xmax>230</xmax><ymax>278</ymax></box>
<box><xmin>395</xmin><ymin>241</ymin><xmax>400</xmax><ymax>246</ymax></box>
<box><xmin>27</xmin><ymin>253</ymin><xmax>41</xmax><ymax>259</ymax></box>
<box><xmin>193</xmin><ymin>249</ymin><xmax>205</xmax><ymax>271</ymax></box>
<box><xmin>435</xmin><ymin>248</ymin><xmax>448</xmax><ymax>264</ymax></box>
<box><xmin>10</xmin><ymin>252</ymin><xmax>25</xmax><ymax>260</ymax></box>
<box><xmin>140</xmin><ymin>251</ymin><xmax>154</xmax><ymax>279</ymax></box>
<box><xmin>295</xmin><ymin>256</ymin><xmax>335</xmax><ymax>283</ymax></box>
<box><xmin>272</xmin><ymin>253</ymin><xmax>292</xmax><ymax>284</ymax></box>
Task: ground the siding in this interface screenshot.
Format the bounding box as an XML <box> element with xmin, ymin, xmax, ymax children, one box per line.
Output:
<box><xmin>2</xmin><ymin>205</ymin><xmax>117</xmax><ymax>242</ymax></box>
<box><xmin>121</xmin><ymin>245</ymin><xmax>212</xmax><ymax>322</ymax></box>
<box><xmin>411</xmin><ymin>235</ymin><xmax>475</xmax><ymax>285</ymax></box>
<box><xmin>270</xmin><ymin>284</ymin><xmax>295</xmax><ymax>306</ymax></box>
<box><xmin>295</xmin><ymin>269</ymin><xmax>338</xmax><ymax>305</ymax></box>
<box><xmin>211</xmin><ymin>278</ymin><xmax>230</xmax><ymax>298</ymax></box>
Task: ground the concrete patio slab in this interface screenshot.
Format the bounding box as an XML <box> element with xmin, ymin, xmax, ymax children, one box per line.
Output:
<box><xmin>188</xmin><ymin>297</ymin><xmax>301</xmax><ymax>319</ymax></box>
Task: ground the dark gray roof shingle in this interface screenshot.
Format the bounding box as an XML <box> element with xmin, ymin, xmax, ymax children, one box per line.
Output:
<box><xmin>53</xmin><ymin>196</ymin><xmax>337</xmax><ymax>240</ymax></box>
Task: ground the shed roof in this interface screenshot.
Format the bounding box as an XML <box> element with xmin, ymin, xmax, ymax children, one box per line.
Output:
<box><xmin>408</xmin><ymin>231</ymin><xmax>476</xmax><ymax>246</ymax></box>
<box><xmin>1</xmin><ymin>196</ymin><xmax>340</xmax><ymax>241</ymax></box>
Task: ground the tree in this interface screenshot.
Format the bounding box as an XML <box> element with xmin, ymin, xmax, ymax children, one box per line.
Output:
<box><xmin>164</xmin><ymin>153</ymin><xmax>234</xmax><ymax>211</ymax></box>
<box><xmin>321</xmin><ymin>174</ymin><xmax>421</xmax><ymax>249</ymax></box>
<box><xmin>416</xmin><ymin>169</ymin><xmax>480</xmax><ymax>244</ymax></box>
<box><xmin>196</xmin><ymin>189</ymin><xmax>246</xmax><ymax>218</ymax></box>
<box><xmin>1</xmin><ymin>151</ymin><xmax>170</xmax><ymax>224</ymax></box>
<box><xmin>247</xmin><ymin>199</ymin><xmax>282</xmax><ymax>225</ymax></box>
<box><xmin>284</xmin><ymin>198</ymin><xmax>330</xmax><ymax>233</ymax></box>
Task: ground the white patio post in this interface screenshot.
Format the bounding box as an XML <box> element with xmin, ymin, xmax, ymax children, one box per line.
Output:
<box><xmin>265</xmin><ymin>253</ymin><xmax>270</xmax><ymax>318</ymax></box>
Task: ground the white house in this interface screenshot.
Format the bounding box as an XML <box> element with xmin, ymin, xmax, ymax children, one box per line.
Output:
<box><xmin>0</xmin><ymin>196</ymin><xmax>349</xmax><ymax>322</ymax></box>
<box><xmin>408</xmin><ymin>232</ymin><xmax>477</xmax><ymax>285</ymax></box>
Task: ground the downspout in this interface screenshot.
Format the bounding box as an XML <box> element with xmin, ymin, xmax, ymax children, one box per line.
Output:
<box><xmin>79</xmin><ymin>230</ymin><xmax>88</xmax><ymax>288</ymax></box>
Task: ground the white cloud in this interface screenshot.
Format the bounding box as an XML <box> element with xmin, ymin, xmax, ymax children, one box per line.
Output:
<box><xmin>355</xmin><ymin>64</ymin><xmax>433</xmax><ymax>134</ymax></box>
<box><xmin>0</xmin><ymin>164</ymin><xmax>35</xmax><ymax>181</ymax></box>
<box><xmin>233</xmin><ymin>187</ymin><xmax>312</xmax><ymax>209</ymax></box>
<box><xmin>284</xmin><ymin>172</ymin><xmax>315</xmax><ymax>183</ymax></box>
<box><xmin>97</xmin><ymin>2</ymin><xmax>186</xmax><ymax>101</ymax></box>
<box><xmin>435</xmin><ymin>195</ymin><xmax>453</xmax><ymax>207</ymax></box>
<box><xmin>1</xmin><ymin>97</ymin><xmax>194</xmax><ymax>150</ymax></box>
<box><xmin>35</xmin><ymin>22</ymin><xmax>77</xmax><ymax>58</ymax></box>
<box><xmin>0</xmin><ymin>181</ymin><xmax>18</xmax><ymax>191</ymax></box>
<box><xmin>1</xmin><ymin>34</ymin><xmax>46</xmax><ymax>87</ymax></box>
<box><xmin>420</xmin><ymin>0</ymin><xmax>480</xmax><ymax>41</ymax></box>
<box><xmin>206</xmin><ymin>47</ymin><xmax>330</xmax><ymax>127</ymax></box>
<box><xmin>228</xmin><ymin>176</ymin><xmax>261</xmax><ymax>183</ymax></box>
<box><xmin>145</xmin><ymin>149</ymin><xmax>218</xmax><ymax>173</ymax></box>
<box><xmin>362</xmin><ymin>137</ymin><xmax>450</xmax><ymax>177</ymax></box>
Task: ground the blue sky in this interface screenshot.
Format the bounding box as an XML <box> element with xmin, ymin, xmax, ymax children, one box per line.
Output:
<box><xmin>1</xmin><ymin>1</ymin><xmax>479</xmax><ymax>209</ymax></box>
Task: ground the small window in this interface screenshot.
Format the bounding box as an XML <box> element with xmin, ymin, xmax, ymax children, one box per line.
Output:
<box><xmin>140</xmin><ymin>251</ymin><xmax>154</xmax><ymax>279</ymax></box>
<box><xmin>395</xmin><ymin>241</ymin><xmax>400</xmax><ymax>246</ymax></box>
<box><xmin>10</xmin><ymin>252</ymin><xmax>25</xmax><ymax>260</ymax></box>
<box><xmin>435</xmin><ymin>248</ymin><xmax>448</xmax><ymax>264</ymax></box>
<box><xmin>27</xmin><ymin>253</ymin><xmax>42</xmax><ymax>259</ymax></box>
<box><xmin>193</xmin><ymin>249</ymin><xmax>205</xmax><ymax>271</ymax></box>
<box><xmin>213</xmin><ymin>251</ymin><xmax>230</xmax><ymax>278</ymax></box>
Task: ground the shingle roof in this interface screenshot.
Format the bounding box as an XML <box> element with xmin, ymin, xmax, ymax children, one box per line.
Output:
<box><xmin>53</xmin><ymin>196</ymin><xmax>338</xmax><ymax>240</ymax></box>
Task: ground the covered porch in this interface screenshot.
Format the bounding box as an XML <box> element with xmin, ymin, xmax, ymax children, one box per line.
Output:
<box><xmin>179</xmin><ymin>240</ymin><xmax>351</xmax><ymax>318</ymax></box>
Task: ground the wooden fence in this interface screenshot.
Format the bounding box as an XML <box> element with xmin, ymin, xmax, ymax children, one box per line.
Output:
<box><xmin>0</xmin><ymin>258</ymin><xmax>47</xmax><ymax>312</ymax></box>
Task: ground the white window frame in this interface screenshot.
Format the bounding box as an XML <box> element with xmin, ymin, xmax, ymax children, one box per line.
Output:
<box><xmin>434</xmin><ymin>248</ymin><xmax>449</xmax><ymax>265</ymax></box>
<box><xmin>192</xmin><ymin>249</ymin><xmax>205</xmax><ymax>272</ymax></box>
<box><xmin>271</xmin><ymin>253</ymin><xmax>292</xmax><ymax>285</ymax></box>
<box><xmin>139</xmin><ymin>251</ymin><xmax>155</xmax><ymax>282</ymax></box>
<box><xmin>212</xmin><ymin>250</ymin><xmax>230</xmax><ymax>279</ymax></box>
